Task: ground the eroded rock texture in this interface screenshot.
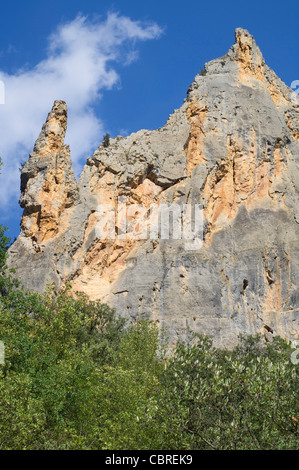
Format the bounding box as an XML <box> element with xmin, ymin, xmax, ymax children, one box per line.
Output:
<box><xmin>9</xmin><ymin>28</ymin><xmax>299</xmax><ymax>346</ymax></box>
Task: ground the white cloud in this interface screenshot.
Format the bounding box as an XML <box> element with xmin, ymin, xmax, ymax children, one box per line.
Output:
<box><xmin>0</xmin><ymin>12</ymin><xmax>162</xmax><ymax>209</ymax></box>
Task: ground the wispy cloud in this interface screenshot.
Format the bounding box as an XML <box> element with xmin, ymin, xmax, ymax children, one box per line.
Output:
<box><xmin>0</xmin><ymin>12</ymin><xmax>162</xmax><ymax>209</ymax></box>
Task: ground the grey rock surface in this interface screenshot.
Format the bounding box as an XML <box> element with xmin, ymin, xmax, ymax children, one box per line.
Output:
<box><xmin>8</xmin><ymin>28</ymin><xmax>299</xmax><ymax>347</ymax></box>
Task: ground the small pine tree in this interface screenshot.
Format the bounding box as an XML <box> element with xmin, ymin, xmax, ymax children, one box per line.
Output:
<box><xmin>103</xmin><ymin>133</ymin><xmax>110</xmax><ymax>148</ymax></box>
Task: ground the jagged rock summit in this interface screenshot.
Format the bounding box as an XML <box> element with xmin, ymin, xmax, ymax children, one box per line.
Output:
<box><xmin>9</xmin><ymin>28</ymin><xmax>299</xmax><ymax>347</ymax></box>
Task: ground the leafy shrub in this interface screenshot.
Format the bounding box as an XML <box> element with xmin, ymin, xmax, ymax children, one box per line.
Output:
<box><xmin>158</xmin><ymin>334</ymin><xmax>298</xmax><ymax>450</ymax></box>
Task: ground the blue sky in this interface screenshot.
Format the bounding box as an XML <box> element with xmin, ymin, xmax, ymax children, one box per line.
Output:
<box><xmin>0</xmin><ymin>0</ymin><xmax>298</xmax><ymax>241</ymax></box>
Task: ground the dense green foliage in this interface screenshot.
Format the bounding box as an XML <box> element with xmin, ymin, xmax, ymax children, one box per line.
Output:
<box><xmin>0</xmin><ymin>283</ymin><xmax>126</xmax><ymax>449</ymax></box>
<box><xmin>0</xmin><ymin>268</ymin><xmax>297</xmax><ymax>450</ymax></box>
<box><xmin>0</xmin><ymin>178</ymin><xmax>297</xmax><ymax>449</ymax></box>
<box><xmin>159</xmin><ymin>335</ymin><xmax>298</xmax><ymax>449</ymax></box>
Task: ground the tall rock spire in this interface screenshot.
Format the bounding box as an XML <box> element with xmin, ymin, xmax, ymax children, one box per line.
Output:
<box><xmin>29</xmin><ymin>99</ymin><xmax>68</xmax><ymax>157</ymax></box>
<box><xmin>19</xmin><ymin>100</ymin><xmax>78</xmax><ymax>245</ymax></box>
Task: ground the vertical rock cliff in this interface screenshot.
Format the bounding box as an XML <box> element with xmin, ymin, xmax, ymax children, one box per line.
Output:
<box><xmin>8</xmin><ymin>28</ymin><xmax>299</xmax><ymax>347</ymax></box>
<box><xmin>20</xmin><ymin>101</ymin><xmax>78</xmax><ymax>245</ymax></box>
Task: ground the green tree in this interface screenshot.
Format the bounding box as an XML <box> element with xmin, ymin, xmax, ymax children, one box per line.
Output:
<box><xmin>0</xmin><ymin>159</ymin><xmax>10</xmax><ymax>272</ymax></box>
<box><xmin>158</xmin><ymin>334</ymin><xmax>298</xmax><ymax>450</ymax></box>
<box><xmin>0</xmin><ymin>284</ymin><xmax>125</xmax><ymax>449</ymax></box>
<box><xmin>102</xmin><ymin>133</ymin><xmax>110</xmax><ymax>148</ymax></box>
<box><xmin>96</xmin><ymin>320</ymin><xmax>167</xmax><ymax>450</ymax></box>
<box><xmin>0</xmin><ymin>225</ymin><xmax>10</xmax><ymax>273</ymax></box>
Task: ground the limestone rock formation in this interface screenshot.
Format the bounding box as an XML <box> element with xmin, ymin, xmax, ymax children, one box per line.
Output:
<box><xmin>8</xmin><ymin>28</ymin><xmax>299</xmax><ymax>347</ymax></box>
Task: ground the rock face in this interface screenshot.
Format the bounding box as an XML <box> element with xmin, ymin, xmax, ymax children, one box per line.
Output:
<box><xmin>8</xmin><ymin>28</ymin><xmax>299</xmax><ymax>347</ymax></box>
